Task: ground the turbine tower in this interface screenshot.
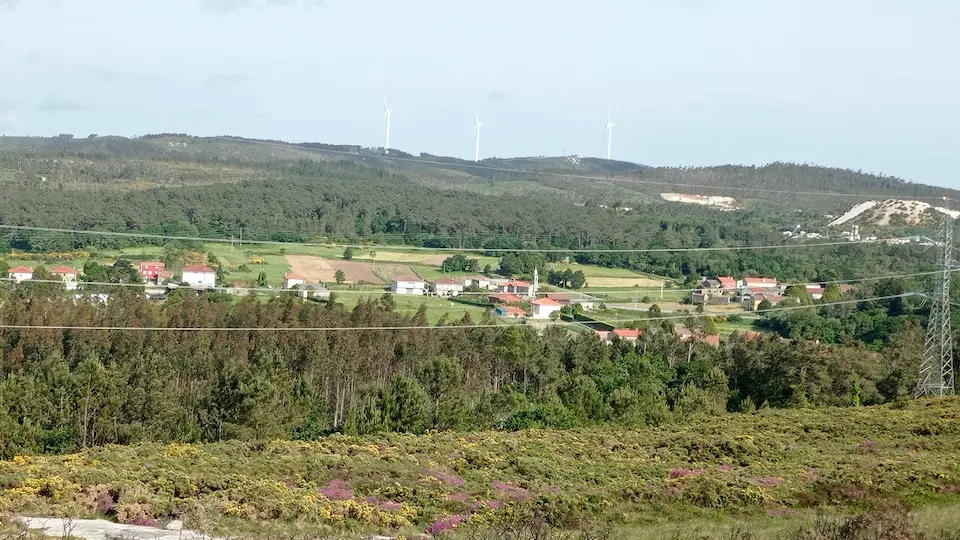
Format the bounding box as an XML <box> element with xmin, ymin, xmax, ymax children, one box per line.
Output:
<box><xmin>916</xmin><ymin>205</ymin><xmax>955</xmax><ymax>397</ymax></box>
<box><xmin>474</xmin><ymin>114</ymin><xmax>483</xmax><ymax>162</ymax></box>
<box><xmin>605</xmin><ymin>105</ymin><xmax>615</xmax><ymax>160</ymax></box>
<box><xmin>383</xmin><ymin>97</ymin><xmax>393</xmax><ymax>155</ymax></box>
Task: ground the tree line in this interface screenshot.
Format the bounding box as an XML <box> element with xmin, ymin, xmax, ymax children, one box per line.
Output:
<box><xmin>0</xmin><ymin>283</ymin><xmax>924</xmax><ymax>459</ymax></box>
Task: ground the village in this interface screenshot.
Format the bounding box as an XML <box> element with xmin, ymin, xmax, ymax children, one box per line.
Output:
<box><xmin>4</xmin><ymin>258</ymin><xmax>848</xmax><ymax>348</ymax></box>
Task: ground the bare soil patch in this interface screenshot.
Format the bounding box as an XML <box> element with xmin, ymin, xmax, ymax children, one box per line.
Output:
<box><xmin>286</xmin><ymin>256</ymin><xmax>395</xmax><ymax>285</ymax></box>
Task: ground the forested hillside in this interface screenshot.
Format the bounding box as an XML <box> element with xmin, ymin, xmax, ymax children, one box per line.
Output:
<box><xmin>1</xmin><ymin>134</ymin><xmax>956</xmax><ymax>214</ymax></box>
<box><xmin>0</xmin><ymin>134</ymin><xmax>949</xmax><ymax>283</ymax></box>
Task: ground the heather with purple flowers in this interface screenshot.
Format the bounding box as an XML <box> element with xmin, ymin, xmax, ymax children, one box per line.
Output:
<box><xmin>668</xmin><ymin>468</ymin><xmax>703</xmax><ymax>479</ymax></box>
<box><xmin>425</xmin><ymin>469</ymin><xmax>466</xmax><ymax>487</ymax></box>
<box><xmin>318</xmin><ymin>479</ymin><xmax>354</xmax><ymax>500</ymax></box>
<box><xmin>493</xmin><ymin>480</ymin><xmax>530</xmax><ymax>500</ymax></box>
<box><xmin>427</xmin><ymin>514</ymin><xmax>468</xmax><ymax>535</ymax></box>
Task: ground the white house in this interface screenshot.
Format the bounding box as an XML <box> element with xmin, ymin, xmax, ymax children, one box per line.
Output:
<box><xmin>461</xmin><ymin>275</ymin><xmax>493</xmax><ymax>290</ymax></box>
<box><xmin>390</xmin><ymin>275</ymin><xmax>426</xmax><ymax>295</ymax></box>
<box><xmin>501</xmin><ymin>280</ymin><xmax>535</xmax><ymax>299</ymax></box>
<box><xmin>530</xmin><ymin>297</ymin><xmax>562</xmax><ymax>319</ymax></box>
<box><xmin>8</xmin><ymin>266</ymin><xmax>32</xmax><ymax>283</ymax></box>
<box><xmin>283</xmin><ymin>272</ymin><xmax>306</xmax><ymax>290</ymax></box>
<box><xmin>182</xmin><ymin>264</ymin><xmax>217</xmax><ymax>288</ymax></box>
<box><xmin>51</xmin><ymin>265</ymin><xmax>79</xmax><ymax>291</ymax></box>
<box><xmin>295</xmin><ymin>283</ymin><xmax>331</xmax><ymax>301</ymax></box>
<box><xmin>432</xmin><ymin>277</ymin><xmax>464</xmax><ymax>297</ymax></box>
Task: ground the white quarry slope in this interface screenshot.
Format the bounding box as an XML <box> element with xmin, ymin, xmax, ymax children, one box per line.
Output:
<box><xmin>829</xmin><ymin>200</ymin><xmax>960</xmax><ymax>227</ymax></box>
<box><xmin>828</xmin><ymin>201</ymin><xmax>878</xmax><ymax>226</ymax></box>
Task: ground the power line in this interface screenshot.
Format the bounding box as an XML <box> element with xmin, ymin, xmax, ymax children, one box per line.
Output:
<box><xmin>0</xmin><ymin>293</ymin><xmax>912</xmax><ymax>332</ymax></box>
<box><xmin>593</xmin><ymin>293</ymin><xmax>915</xmax><ymax>324</ymax></box>
<box><xmin>1</xmin><ymin>268</ymin><xmax>949</xmax><ymax>296</ymax></box>
<box><xmin>0</xmin><ymin>224</ymin><xmax>919</xmax><ymax>254</ymax></box>
<box><xmin>215</xmin><ymin>137</ymin><xmax>956</xmax><ymax>201</ymax></box>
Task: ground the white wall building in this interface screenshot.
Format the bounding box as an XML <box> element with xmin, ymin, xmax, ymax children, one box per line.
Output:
<box><xmin>390</xmin><ymin>276</ymin><xmax>426</xmax><ymax>295</ymax></box>
<box><xmin>182</xmin><ymin>264</ymin><xmax>217</xmax><ymax>288</ymax></box>
<box><xmin>51</xmin><ymin>265</ymin><xmax>79</xmax><ymax>291</ymax></box>
<box><xmin>432</xmin><ymin>277</ymin><xmax>464</xmax><ymax>297</ymax></box>
<box><xmin>283</xmin><ymin>273</ymin><xmax>306</xmax><ymax>290</ymax></box>
<box><xmin>8</xmin><ymin>266</ymin><xmax>32</xmax><ymax>283</ymax></box>
<box><xmin>531</xmin><ymin>298</ymin><xmax>562</xmax><ymax>319</ymax></box>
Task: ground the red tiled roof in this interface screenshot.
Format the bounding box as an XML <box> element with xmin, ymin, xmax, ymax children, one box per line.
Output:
<box><xmin>507</xmin><ymin>280</ymin><xmax>532</xmax><ymax>287</ymax></box>
<box><xmin>393</xmin><ymin>275</ymin><xmax>424</xmax><ymax>283</ymax></box>
<box><xmin>433</xmin><ymin>278</ymin><xmax>463</xmax><ymax>286</ymax></box>
<box><xmin>532</xmin><ymin>298</ymin><xmax>560</xmax><ymax>306</ymax></box>
<box><xmin>702</xmin><ymin>334</ymin><xmax>721</xmax><ymax>347</ymax></box>
<box><xmin>717</xmin><ymin>276</ymin><xmax>737</xmax><ymax>288</ymax></box>
<box><xmin>748</xmin><ymin>287</ymin><xmax>778</xmax><ymax>295</ymax></box>
<box><xmin>595</xmin><ymin>330</ymin><xmax>611</xmax><ymax>339</ymax></box>
<box><xmin>284</xmin><ymin>272</ymin><xmax>305</xmax><ymax>280</ymax></box>
<box><xmin>489</xmin><ymin>293</ymin><xmax>524</xmax><ymax>304</ymax></box>
<box><xmin>158</xmin><ymin>270</ymin><xmax>173</xmax><ymax>279</ymax></box>
<box><xmin>806</xmin><ymin>286</ymin><xmax>825</xmax><ymax>295</ymax></box>
<box><xmin>182</xmin><ymin>264</ymin><xmax>215</xmax><ymax>273</ymax></box>
<box><xmin>744</xmin><ymin>277</ymin><xmax>777</xmax><ymax>286</ymax></box>
<box><xmin>612</xmin><ymin>328</ymin><xmax>641</xmax><ymax>339</ymax></box>
<box><xmin>675</xmin><ymin>326</ymin><xmax>694</xmax><ymax>338</ymax></box>
<box><xmin>500</xmin><ymin>306</ymin><xmax>526</xmax><ymax>316</ymax></box>
<box><xmin>546</xmin><ymin>292</ymin><xmax>571</xmax><ymax>302</ymax></box>
<box><xmin>8</xmin><ymin>266</ymin><xmax>32</xmax><ymax>273</ymax></box>
<box><xmin>50</xmin><ymin>265</ymin><xmax>78</xmax><ymax>274</ymax></box>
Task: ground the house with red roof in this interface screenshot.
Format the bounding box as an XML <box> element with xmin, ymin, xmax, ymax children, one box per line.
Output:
<box><xmin>489</xmin><ymin>293</ymin><xmax>524</xmax><ymax>304</ymax></box>
<box><xmin>182</xmin><ymin>264</ymin><xmax>217</xmax><ymax>288</ymax></box>
<box><xmin>612</xmin><ymin>328</ymin><xmax>641</xmax><ymax>341</ymax></box>
<box><xmin>500</xmin><ymin>280</ymin><xmax>535</xmax><ymax>299</ymax></box>
<box><xmin>432</xmin><ymin>277</ymin><xmax>465</xmax><ymax>297</ymax></box>
<box><xmin>743</xmin><ymin>277</ymin><xmax>778</xmax><ymax>288</ymax></box>
<box><xmin>675</xmin><ymin>326</ymin><xmax>720</xmax><ymax>347</ymax></box>
<box><xmin>8</xmin><ymin>266</ymin><xmax>32</xmax><ymax>283</ymax></box>
<box><xmin>283</xmin><ymin>272</ymin><xmax>306</xmax><ymax>290</ymax></box>
<box><xmin>805</xmin><ymin>284</ymin><xmax>825</xmax><ymax>300</ymax></box>
<box><xmin>495</xmin><ymin>305</ymin><xmax>527</xmax><ymax>319</ymax></box>
<box><xmin>531</xmin><ymin>297</ymin><xmax>561</xmax><ymax>319</ymax></box>
<box><xmin>139</xmin><ymin>261</ymin><xmax>165</xmax><ymax>283</ymax></box>
<box><xmin>51</xmin><ymin>265</ymin><xmax>79</xmax><ymax>291</ymax></box>
<box><xmin>717</xmin><ymin>276</ymin><xmax>737</xmax><ymax>290</ymax></box>
<box><xmin>546</xmin><ymin>292</ymin><xmax>571</xmax><ymax>305</ymax></box>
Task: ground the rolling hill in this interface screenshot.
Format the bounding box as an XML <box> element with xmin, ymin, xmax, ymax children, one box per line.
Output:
<box><xmin>1</xmin><ymin>134</ymin><xmax>956</xmax><ymax>218</ymax></box>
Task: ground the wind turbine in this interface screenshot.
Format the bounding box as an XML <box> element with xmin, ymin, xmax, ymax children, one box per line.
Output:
<box><xmin>474</xmin><ymin>114</ymin><xmax>483</xmax><ymax>162</ymax></box>
<box><xmin>383</xmin><ymin>96</ymin><xmax>393</xmax><ymax>155</ymax></box>
<box><xmin>605</xmin><ymin>105</ymin><xmax>615</xmax><ymax>160</ymax></box>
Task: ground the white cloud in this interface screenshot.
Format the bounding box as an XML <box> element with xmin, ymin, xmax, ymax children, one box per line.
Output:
<box><xmin>199</xmin><ymin>0</ymin><xmax>322</xmax><ymax>13</ymax></box>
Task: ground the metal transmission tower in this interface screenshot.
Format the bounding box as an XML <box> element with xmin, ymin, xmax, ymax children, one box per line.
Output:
<box><xmin>916</xmin><ymin>212</ymin><xmax>955</xmax><ymax>397</ymax></box>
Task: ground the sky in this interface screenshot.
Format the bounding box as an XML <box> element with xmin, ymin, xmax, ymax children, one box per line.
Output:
<box><xmin>1</xmin><ymin>0</ymin><xmax>959</xmax><ymax>187</ymax></box>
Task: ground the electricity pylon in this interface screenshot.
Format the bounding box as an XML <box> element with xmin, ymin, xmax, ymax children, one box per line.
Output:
<box><xmin>916</xmin><ymin>212</ymin><xmax>954</xmax><ymax>397</ymax></box>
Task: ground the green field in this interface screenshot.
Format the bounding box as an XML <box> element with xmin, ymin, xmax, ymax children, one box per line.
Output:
<box><xmin>4</xmin><ymin>400</ymin><xmax>960</xmax><ymax>538</ymax></box>
<box><xmin>332</xmin><ymin>291</ymin><xmax>494</xmax><ymax>325</ymax></box>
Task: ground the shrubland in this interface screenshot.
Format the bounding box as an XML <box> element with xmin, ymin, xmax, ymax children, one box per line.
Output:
<box><xmin>3</xmin><ymin>401</ymin><xmax>960</xmax><ymax>537</ymax></box>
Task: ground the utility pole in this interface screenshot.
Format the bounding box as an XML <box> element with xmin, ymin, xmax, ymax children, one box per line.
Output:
<box><xmin>916</xmin><ymin>207</ymin><xmax>954</xmax><ymax>397</ymax></box>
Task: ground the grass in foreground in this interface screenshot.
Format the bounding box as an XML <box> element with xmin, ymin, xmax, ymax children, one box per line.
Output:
<box><xmin>2</xmin><ymin>400</ymin><xmax>960</xmax><ymax>538</ymax></box>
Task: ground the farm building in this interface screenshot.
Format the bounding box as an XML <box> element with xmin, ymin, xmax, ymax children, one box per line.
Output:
<box><xmin>390</xmin><ymin>276</ymin><xmax>426</xmax><ymax>295</ymax></box>
<box><xmin>182</xmin><ymin>264</ymin><xmax>217</xmax><ymax>288</ymax></box>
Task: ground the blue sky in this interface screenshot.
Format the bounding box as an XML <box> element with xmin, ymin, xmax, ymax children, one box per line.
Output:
<box><xmin>1</xmin><ymin>0</ymin><xmax>959</xmax><ymax>187</ymax></box>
